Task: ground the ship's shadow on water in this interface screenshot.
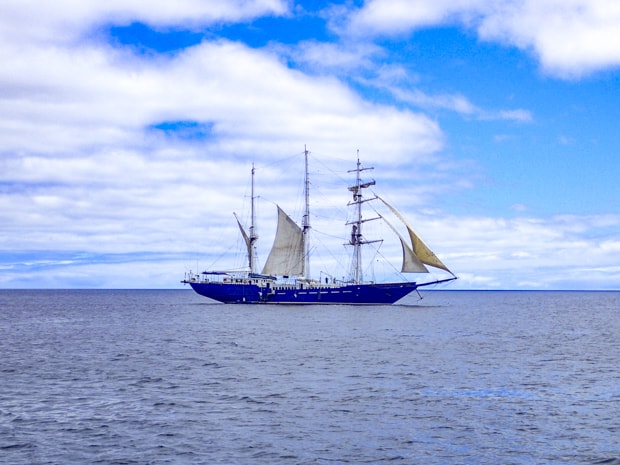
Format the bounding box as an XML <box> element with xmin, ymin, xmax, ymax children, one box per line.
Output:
<box><xmin>1</xmin><ymin>289</ymin><xmax>618</xmax><ymax>465</ymax></box>
<box><xmin>393</xmin><ymin>303</ymin><xmax>445</xmax><ymax>308</ymax></box>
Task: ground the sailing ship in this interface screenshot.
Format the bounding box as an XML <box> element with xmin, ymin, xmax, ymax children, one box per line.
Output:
<box><xmin>182</xmin><ymin>148</ymin><xmax>456</xmax><ymax>304</ymax></box>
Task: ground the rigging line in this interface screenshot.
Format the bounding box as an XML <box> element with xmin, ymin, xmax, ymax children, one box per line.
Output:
<box><xmin>308</xmin><ymin>233</ymin><xmax>349</xmax><ymax>276</ymax></box>
<box><xmin>309</xmin><ymin>152</ymin><xmax>351</xmax><ymax>182</ymax></box>
<box><xmin>303</xmin><ymin>151</ymin><xmax>363</xmax><ymax>215</ymax></box>
<box><xmin>246</xmin><ymin>151</ymin><xmax>304</xmax><ymax>200</ymax></box>
<box><xmin>198</xmin><ymin>240</ymin><xmax>241</xmax><ymax>271</ymax></box>
<box><xmin>368</xmin><ymin>242</ymin><xmax>410</xmax><ymax>282</ymax></box>
<box><xmin>256</xmin><ymin>157</ymin><xmax>308</xmax><ymax>224</ymax></box>
<box><xmin>312</xmin><ymin>228</ymin><xmax>345</xmax><ymax>240</ymax></box>
<box><xmin>413</xmin><ymin>278</ymin><xmax>454</xmax><ymax>304</ymax></box>
<box><xmin>302</xmin><ymin>154</ymin><xmax>349</xmax><ymax>219</ymax></box>
<box><xmin>251</xmin><ymin>150</ymin><xmax>304</xmax><ymax>173</ymax></box>
<box><xmin>352</xmin><ymin>234</ymin><xmax>396</xmax><ymax>279</ymax></box>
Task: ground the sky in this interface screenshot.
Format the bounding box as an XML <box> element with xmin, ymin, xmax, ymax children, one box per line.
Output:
<box><xmin>2</xmin><ymin>0</ymin><xmax>620</xmax><ymax>290</ymax></box>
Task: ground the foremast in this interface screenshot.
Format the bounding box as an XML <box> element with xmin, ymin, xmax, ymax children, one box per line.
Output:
<box><xmin>347</xmin><ymin>152</ymin><xmax>379</xmax><ymax>284</ymax></box>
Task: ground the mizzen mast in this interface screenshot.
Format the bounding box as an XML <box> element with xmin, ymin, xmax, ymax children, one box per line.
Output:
<box><xmin>302</xmin><ymin>145</ymin><xmax>311</xmax><ymax>281</ymax></box>
<box><xmin>249</xmin><ymin>163</ymin><xmax>258</xmax><ymax>273</ymax></box>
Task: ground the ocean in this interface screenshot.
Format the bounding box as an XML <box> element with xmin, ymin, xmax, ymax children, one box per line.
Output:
<box><xmin>0</xmin><ymin>290</ymin><xmax>618</xmax><ymax>464</ymax></box>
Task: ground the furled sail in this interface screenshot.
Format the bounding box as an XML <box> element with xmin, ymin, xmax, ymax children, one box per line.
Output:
<box><xmin>262</xmin><ymin>206</ymin><xmax>304</xmax><ymax>276</ymax></box>
<box><xmin>378</xmin><ymin>196</ymin><xmax>454</xmax><ymax>275</ymax></box>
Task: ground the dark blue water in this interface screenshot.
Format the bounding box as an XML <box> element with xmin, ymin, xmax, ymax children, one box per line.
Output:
<box><xmin>1</xmin><ymin>290</ymin><xmax>618</xmax><ymax>464</ymax></box>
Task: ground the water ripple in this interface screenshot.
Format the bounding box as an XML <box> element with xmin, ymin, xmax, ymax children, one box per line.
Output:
<box><xmin>0</xmin><ymin>290</ymin><xmax>618</xmax><ymax>464</ymax></box>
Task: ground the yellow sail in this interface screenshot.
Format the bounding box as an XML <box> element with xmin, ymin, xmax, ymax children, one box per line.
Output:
<box><xmin>378</xmin><ymin>196</ymin><xmax>453</xmax><ymax>275</ymax></box>
<box><xmin>380</xmin><ymin>214</ymin><xmax>429</xmax><ymax>273</ymax></box>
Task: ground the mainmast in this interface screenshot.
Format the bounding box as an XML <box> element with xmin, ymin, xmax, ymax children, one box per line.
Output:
<box><xmin>347</xmin><ymin>152</ymin><xmax>376</xmax><ymax>284</ymax></box>
<box><xmin>249</xmin><ymin>164</ymin><xmax>258</xmax><ymax>273</ymax></box>
<box><xmin>302</xmin><ymin>146</ymin><xmax>311</xmax><ymax>280</ymax></box>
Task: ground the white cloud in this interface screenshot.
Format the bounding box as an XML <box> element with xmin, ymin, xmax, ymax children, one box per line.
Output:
<box><xmin>341</xmin><ymin>0</ymin><xmax>620</xmax><ymax>78</ymax></box>
<box><xmin>478</xmin><ymin>0</ymin><xmax>620</xmax><ymax>78</ymax></box>
<box><xmin>0</xmin><ymin>2</ymin><xmax>450</xmax><ymax>289</ymax></box>
<box><xmin>339</xmin><ymin>0</ymin><xmax>487</xmax><ymax>36</ymax></box>
<box><xmin>370</xmin><ymin>81</ymin><xmax>532</xmax><ymax>121</ymax></box>
<box><xmin>0</xmin><ymin>0</ymin><xmax>290</xmax><ymax>44</ymax></box>
<box><xmin>0</xmin><ymin>36</ymin><xmax>443</xmax><ymax>158</ymax></box>
<box><xmin>284</xmin><ymin>40</ymin><xmax>385</xmax><ymax>73</ymax></box>
<box><xmin>390</xmin><ymin>88</ymin><xmax>478</xmax><ymax>115</ymax></box>
<box><xmin>492</xmin><ymin>109</ymin><xmax>533</xmax><ymax>123</ymax></box>
<box><xmin>1</xmin><ymin>0</ymin><xmax>618</xmax><ymax>290</ymax></box>
<box><xmin>439</xmin><ymin>213</ymin><xmax>620</xmax><ymax>289</ymax></box>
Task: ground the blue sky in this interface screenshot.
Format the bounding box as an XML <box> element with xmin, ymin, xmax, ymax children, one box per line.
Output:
<box><xmin>2</xmin><ymin>0</ymin><xmax>620</xmax><ymax>289</ymax></box>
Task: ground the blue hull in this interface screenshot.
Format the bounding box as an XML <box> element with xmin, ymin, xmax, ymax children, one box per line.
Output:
<box><xmin>188</xmin><ymin>281</ymin><xmax>419</xmax><ymax>305</ymax></box>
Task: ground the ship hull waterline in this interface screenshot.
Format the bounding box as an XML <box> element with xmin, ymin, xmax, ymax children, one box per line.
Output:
<box><xmin>187</xmin><ymin>281</ymin><xmax>425</xmax><ymax>305</ymax></box>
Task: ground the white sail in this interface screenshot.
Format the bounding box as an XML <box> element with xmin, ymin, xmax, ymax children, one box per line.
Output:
<box><xmin>378</xmin><ymin>196</ymin><xmax>453</xmax><ymax>275</ymax></box>
<box><xmin>234</xmin><ymin>213</ymin><xmax>252</xmax><ymax>267</ymax></box>
<box><xmin>399</xmin><ymin>237</ymin><xmax>430</xmax><ymax>273</ymax></box>
<box><xmin>262</xmin><ymin>205</ymin><xmax>304</xmax><ymax>276</ymax></box>
<box><xmin>380</xmin><ymin>214</ymin><xmax>429</xmax><ymax>273</ymax></box>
